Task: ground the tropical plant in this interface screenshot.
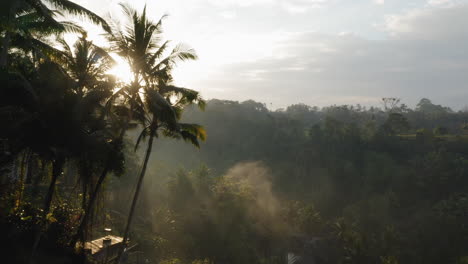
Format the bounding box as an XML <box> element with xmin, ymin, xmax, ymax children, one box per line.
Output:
<box><xmin>106</xmin><ymin>4</ymin><xmax>206</xmax><ymax>263</ymax></box>
<box><xmin>1</xmin><ymin>0</ymin><xmax>110</xmax><ymax>67</ymax></box>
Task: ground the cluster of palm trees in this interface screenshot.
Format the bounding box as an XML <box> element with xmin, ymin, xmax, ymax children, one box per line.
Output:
<box><xmin>0</xmin><ymin>0</ymin><xmax>205</xmax><ymax>262</ymax></box>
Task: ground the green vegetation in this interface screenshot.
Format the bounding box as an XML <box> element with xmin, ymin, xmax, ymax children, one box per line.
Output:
<box><xmin>1</xmin><ymin>1</ymin><xmax>468</xmax><ymax>264</ymax></box>
<box><xmin>1</xmin><ymin>1</ymin><xmax>204</xmax><ymax>263</ymax></box>
<box><xmin>118</xmin><ymin>98</ymin><xmax>468</xmax><ymax>264</ymax></box>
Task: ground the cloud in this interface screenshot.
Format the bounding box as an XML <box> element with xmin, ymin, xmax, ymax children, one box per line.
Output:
<box><xmin>190</xmin><ymin>4</ymin><xmax>468</xmax><ymax>109</ymax></box>
<box><xmin>219</xmin><ymin>10</ymin><xmax>237</xmax><ymax>19</ymax></box>
<box><xmin>72</xmin><ymin>0</ymin><xmax>468</xmax><ymax>109</ymax></box>
<box><xmin>374</xmin><ymin>0</ymin><xmax>385</xmax><ymax>5</ymax></box>
<box><xmin>384</xmin><ymin>4</ymin><xmax>468</xmax><ymax>40</ymax></box>
<box><xmin>428</xmin><ymin>0</ymin><xmax>454</xmax><ymax>6</ymax></box>
<box><xmin>198</xmin><ymin>0</ymin><xmax>329</xmax><ymax>13</ymax></box>
<box><xmin>280</xmin><ymin>0</ymin><xmax>328</xmax><ymax>13</ymax></box>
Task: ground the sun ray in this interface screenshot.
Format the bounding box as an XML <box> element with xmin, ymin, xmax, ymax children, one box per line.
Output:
<box><xmin>107</xmin><ymin>55</ymin><xmax>133</xmax><ymax>83</ymax></box>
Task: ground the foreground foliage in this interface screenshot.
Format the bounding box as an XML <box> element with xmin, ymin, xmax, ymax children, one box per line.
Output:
<box><xmin>1</xmin><ymin>1</ymin><xmax>204</xmax><ymax>263</ymax></box>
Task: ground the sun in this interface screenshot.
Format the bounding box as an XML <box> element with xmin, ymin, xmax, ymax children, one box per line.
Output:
<box><xmin>107</xmin><ymin>55</ymin><xmax>134</xmax><ymax>84</ymax></box>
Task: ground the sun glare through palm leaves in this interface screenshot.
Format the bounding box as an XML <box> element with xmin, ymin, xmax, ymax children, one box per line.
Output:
<box><xmin>107</xmin><ymin>55</ymin><xmax>133</xmax><ymax>84</ymax></box>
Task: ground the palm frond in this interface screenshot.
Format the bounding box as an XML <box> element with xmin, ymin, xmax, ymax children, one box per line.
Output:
<box><xmin>180</xmin><ymin>123</ymin><xmax>206</xmax><ymax>141</ymax></box>
<box><xmin>149</xmin><ymin>44</ymin><xmax>197</xmax><ymax>78</ymax></box>
<box><xmin>159</xmin><ymin>85</ymin><xmax>199</xmax><ymax>101</ymax></box>
<box><xmin>90</xmin><ymin>43</ymin><xmax>116</xmax><ymax>66</ymax></box>
<box><xmin>46</xmin><ymin>0</ymin><xmax>111</xmax><ymax>32</ymax></box>
<box><xmin>11</xmin><ymin>34</ymin><xmax>67</xmax><ymax>61</ymax></box>
<box><xmin>145</xmin><ymin>89</ymin><xmax>178</xmax><ymax>130</ymax></box>
<box><xmin>169</xmin><ymin>44</ymin><xmax>198</xmax><ymax>62</ymax></box>
<box><xmin>58</xmin><ymin>21</ymin><xmax>85</xmax><ymax>33</ymax></box>
<box><xmin>26</xmin><ymin>0</ymin><xmax>56</xmax><ymax>23</ymax></box>
<box><xmin>146</xmin><ymin>40</ymin><xmax>170</xmax><ymax>69</ymax></box>
<box><xmin>16</xmin><ymin>8</ymin><xmax>64</xmax><ymax>34</ymax></box>
<box><xmin>81</xmin><ymin>89</ymin><xmax>112</xmax><ymax>109</ymax></box>
<box><xmin>118</xmin><ymin>2</ymin><xmax>137</xmax><ymax>20</ymax></box>
<box><xmin>56</xmin><ymin>36</ymin><xmax>72</xmax><ymax>57</ymax></box>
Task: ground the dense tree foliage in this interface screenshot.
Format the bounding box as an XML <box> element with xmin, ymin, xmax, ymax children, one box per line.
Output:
<box><xmin>122</xmin><ymin>99</ymin><xmax>468</xmax><ymax>264</ymax></box>
<box><xmin>1</xmin><ymin>2</ymin><xmax>204</xmax><ymax>263</ymax></box>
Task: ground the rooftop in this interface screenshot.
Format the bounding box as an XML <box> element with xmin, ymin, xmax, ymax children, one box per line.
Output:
<box><xmin>84</xmin><ymin>235</ymin><xmax>123</xmax><ymax>255</ymax></box>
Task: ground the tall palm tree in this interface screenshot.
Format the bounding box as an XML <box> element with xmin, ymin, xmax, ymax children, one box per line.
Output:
<box><xmin>1</xmin><ymin>59</ymin><xmax>81</xmax><ymax>260</ymax></box>
<box><xmin>106</xmin><ymin>3</ymin><xmax>202</xmax><ymax>142</ymax></box>
<box><xmin>56</xmin><ymin>34</ymin><xmax>128</xmax><ymax>246</ymax></box>
<box><xmin>58</xmin><ymin>34</ymin><xmax>134</xmax><ymax>248</ymax></box>
<box><xmin>41</xmin><ymin>3</ymin><xmax>203</xmax><ymax>254</ymax></box>
<box><xmin>0</xmin><ymin>2</ymin><xmax>117</xmax><ymax>259</ymax></box>
<box><xmin>116</xmin><ymin>83</ymin><xmax>206</xmax><ymax>262</ymax></box>
<box><xmin>107</xmin><ymin>4</ymin><xmax>206</xmax><ymax>263</ymax></box>
<box><xmin>0</xmin><ymin>38</ymin><xmax>120</xmax><ymax>260</ymax></box>
<box><xmin>1</xmin><ymin>0</ymin><xmax>110</xmax><ymax>67</ymax></box>
<box><xmin>25</xmin><ymin>60</ymin><xmax>109</xmax><ymax>262</ymax></box>
<box><xmin>57</xmin><ymin>33</ymin><xmax>115</xmax><ymax>96</ymax></box>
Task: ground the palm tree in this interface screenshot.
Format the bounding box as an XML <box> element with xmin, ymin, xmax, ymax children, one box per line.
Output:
<box><xmin>107</xmin><ymin>4</ymin><xmax>206</xmax><ymax>262</ymax></box>
<box><xmin>57</xmin><ymin>33</ymin><xmax>115</xmax><ymax>96</ymax></box>
<box><xmin>0</xmin><ymin>58</ymin><xmax>81</xmax><ymax>261</ymax></box>
<box><xmin>56</xmin><ymin>34</ymin><xmax>128</xmax><ymax>247</ymax></box>
<box><xmin>116</xmin><ymin>83</ymin><xmax>206</xmax><ymax>262</ymax></box>
<box><xmin>106</xmin><ymin>3</ymin><xmax>202</xmax><ymax>143</ymax></box>
<box><xmin>0</xmin><ymin>36</ymin><xmax>120</xmax><ymax>260</ymax></box>
<box><xmin>28</xmin><ymin>61</ymin><xmax>113</xmax><ymax>262</ymax></box>
<box><xmin>0</xmin><ymin>2</ymin><xmax>119</xmax><ymax>259</ymax></box>
<box><xmin>1</xmin><ymin>0</ymin><xmax>110</xmax><ymax>67</ymax></box>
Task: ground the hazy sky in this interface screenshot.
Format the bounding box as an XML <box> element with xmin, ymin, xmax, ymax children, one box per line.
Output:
<box><xmin>73</xmin><ymin>0</ymin><xmax>468</xmax><ymax>109</ymax></box>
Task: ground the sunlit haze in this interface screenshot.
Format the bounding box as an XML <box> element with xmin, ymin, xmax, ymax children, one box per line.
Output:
<box><xmin>72</xmin><ymin>0</ymin><xmax>468</xmax><ymax>109</ymax></box>
<box><xmin>107</xmin><ymin>55</ymin><xmax>134</xmax><ymax>83</ymax></box>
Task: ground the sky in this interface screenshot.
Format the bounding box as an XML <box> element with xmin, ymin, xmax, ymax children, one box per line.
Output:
<box><xmin>72</xmin><ymin>0</ymin><xmax>468</xmax><ymax>110</ymax></box>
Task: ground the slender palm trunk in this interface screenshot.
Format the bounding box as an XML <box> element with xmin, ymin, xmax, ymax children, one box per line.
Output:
<box><xmin>25</xmin><ymin>154</ymin><xmax>35</xmax><ymax>184</ymax></box>
<box><xmin>82</xmin><ymin>181</ymin><xmax>87</xmax><ymax>210</ymax></box>
<box><xmin>30</xmin><ymin>157</ymin><xmax>65</xmax><ymax>264</ymax></box>
<box><xmin>70</xmin><ymin>77</ymin><xmax>140</xmax><ymax>249</ymax></box>
<box><xmin>116</xmin><ymin>129</ymin><xmax>155</xmax><ymax>263</ymax></box>
<box><xmin>43</xmin><ymin>157</ymin><xmax>64</xmax><ymax>215</ymax></box>
<box><xmin>31</xmin><ymin>160</ymin><xmax>46</xmax><ymax>197</ymax></box>
<box><xmin>0</xmin><ymin>32</ymin><xmax>11</xmax><ymax>68</ymax></box>
<box><xmin>80</xmin><ymin>178</ymin><xmax>88</xmax><ymax>243</ymax></box>
<box><xmin>15</xmin><ymin>151</ymin><xmax>28</xmax><ymax>208</ymax></box>
<box><xmin>69</xmin><ymin>165</ymin><xmax>110</xmax><ymax>247</ymax></box>
<box><xmin>70</xmin><ymin>106</ymin><xmax>134</xmax><ymax>248</ymax></box>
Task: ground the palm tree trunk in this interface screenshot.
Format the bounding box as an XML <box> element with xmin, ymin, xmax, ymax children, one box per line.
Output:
<box><xmin>25</xmin><ymin>154</ymin><xmax>36</xmax><ymax>184</ymax></box>
<box><xmin>74</xmin><ymin>78</ymin><xmax>140</xmax><ymax>257</ymax></box>
<box><xmin>0</xmin><ymin>32</ymin><xmax>11</xmax><ymax>68</ymax></box>
<box><xmin>43</xmin><ymin>157</ymin><xmax>64</xmax><ymax>214</ymax></box>
<box><xmin>31</xmin><ymin>160</ymin><xmax>46</xmax><ymax>197</ymax></box>
<box><xmin>29</xmin><ymin>156</ymin><xmax>65</xmax><ymax>264</ymax></box>
<box><xmin>70</xmin><ymin>114</ymin><xmax>133</xmax><ymax>249</ymax></box>
<box><xmin>15</xmin><ymin>151</ymin><xmax>28</xmax><ymax>208</ymax></box>
<box><xmin>116</xmin><ymin>129</ymin><xmax>155</xmax><ymax>264</ymax></box>
<box><xmin>69</xmin><ymin>165</ymin><xmax>110</xmax><ymax>248</ymax></box>
<box><xmin>70</xmin><ymin>96</ymin><xmax>136</xmax><ymax>249</ymax></box>
<box><xmin>82</xmin><ymin>180</ymin><xmax>87</xmax><ymax>212</ymax></box>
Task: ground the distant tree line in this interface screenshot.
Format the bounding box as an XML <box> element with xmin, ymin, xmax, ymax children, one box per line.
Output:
<box><xmin>124</xmin><ymin>98</ymin><xmax>468</xmax><ymax>264</ymax></box>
